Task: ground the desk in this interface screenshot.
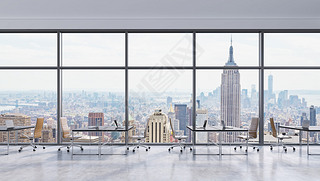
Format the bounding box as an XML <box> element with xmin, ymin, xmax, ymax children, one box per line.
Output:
<box><xmin>279</xmin><ymin>125</ymin><xmax>320</xmax><ymax>155</ymax></box>
<box><xmin>0</xmin><ymin>126</ymin><xmax>34</xmax><ymax>155</ymax></box>
<box><xmin>187</xmin><ymin>126</ymin><xmax>248</xmax><ymax>156</ymax></box>
<box><xmin>71</xmin><ymin>126</ymin><xmax>133</xmax><ymax>156</ymax></box>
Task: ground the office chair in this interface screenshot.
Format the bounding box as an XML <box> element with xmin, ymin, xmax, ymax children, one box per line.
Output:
<box><xmin>129</xmin><ymin>128</ymin><xmax>150</xmax><ymax>152</ymax></box>
<box><xmin>234</xmin><ymin>117</ymin><xmax>259</xmax><ymax>152</ymax></box>
<box><xmin>58</xmin><ymin>117</ymin><xmax>83</xmax><ymax>152</ymax></box>
<box><xmin>269</xmin><ymin>118</ymin><xmax>295</xmax><ymax>152</ymax></box>
<box><xmin>168</xmin><ymin>118</ymin><xmax>192</xmax><ymax>153</ymax></box>
<box><xmin>19</xmin><ymin>118</ymin><xmax>45</xmax><ymax>152</ymax></box>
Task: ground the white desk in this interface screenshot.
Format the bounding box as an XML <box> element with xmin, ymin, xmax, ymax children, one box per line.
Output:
<box><xmin>71</xmin><ymin>126</ymin><xmax>133</xmax><ymax>156</ymax></box>
<box><xmin>0</xmin><ymin>126</ymin><xmax>34</xmax><ymax>155</ymax></box>
<box><xmin>279</xmin><ymin>125</ymin><xmax>320</xmax><ymax>155</ymax></box>
<box><xmin>187</xmin><ymin>126</ymin><xmax>248</xmax><ymax>156</ymax></box>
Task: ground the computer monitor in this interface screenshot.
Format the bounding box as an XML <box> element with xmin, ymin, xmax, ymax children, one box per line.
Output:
<box><xmin>5</xmin><ymin>120</ymin><xmax>14</xmax><ymax>129</ymax></box>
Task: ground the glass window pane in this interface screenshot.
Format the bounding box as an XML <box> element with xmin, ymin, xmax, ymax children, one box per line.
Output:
<box><xmin>129</xmin><ymin>33</ymin><xmax>192</xmax><ymax>66</ymax></box>
<box><xmin>196</xmin><ymin>33</ymin><xmax>259</xmax><ymax>66</ymax></box>
<box><xmin>62</xmin><ymin>70</ymin><xmax>125</xmax><ymax>143</ymax></box>
<box><xmin>0</xmin><ymin>33</ymin><xmax>57</xmax><ymax>66</ymax></box>
<box><xmin>62</xmin><ymin>33</ymin><xmax>125</xmax><ymax>66</ymax></box>
<box><xmin>264</xmin><ymin>70</ymin><xmax>320</xmax><ymax>144</ymax></box>
<box><xmin>197</xmin><ymin>70</ymin><xmax>259</xmax><ymax>144</ymax></box>
<box><xmin>265</xmin><ymin>33</ymin><xmax>320</xmax><ymax>66</ymax></box>
<box><xmin>0</xmin><ymin>70</ymin><xmax>57</xmax><ymax>144</ymax></box>
<box><xmin>129</xmin><ymin>70</ymin><xmax>192</xmax><ymax>143</ymax></box>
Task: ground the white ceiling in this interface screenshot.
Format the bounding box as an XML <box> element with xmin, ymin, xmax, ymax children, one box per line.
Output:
<box><xmin>1</xmin><ymin>0</ymin><xmax>320</xmax><ymax>29</ymax></box>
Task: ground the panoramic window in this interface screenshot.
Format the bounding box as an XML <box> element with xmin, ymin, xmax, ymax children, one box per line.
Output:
<box><xmin>0</xmin><ymin>33</ymin><xmax>57</xmax><ymax>66</ymax></box>
<box><xmin>62</xmin><ymin>33</ymin><xmax>125</xmax><ymax>66</ymax></box>
<box><xmin>196</xmin><ymin>33</ymin><xmax>259</xmax><ymax>66</ymax></box>
<box><xmin>62</xmin><ymin>70</ymin><xmax>125</xmax><ymax>143</ymax></box>
<box><xmin>264</xmin><ymin>70</ymin><xmax>320</xmax><ymax>144</ymax></box>
<box><xmin>0</xmin><ymin>70</ymin><xmax>57</xmax><ymax>143</ymax></box>
<box><xmin>129</xmin><ymin>33</ymin><xmax>193</xmax><ymax>66</ymax></box>
<box><xmin>265</xmin><ymin>33</ymin><xmax>320</xmax><ymax>66</ymax></box>
<box><xmin>129</xmin><ymin>70</ymin><xmax>193</xmax><ymax>143</ymax></box>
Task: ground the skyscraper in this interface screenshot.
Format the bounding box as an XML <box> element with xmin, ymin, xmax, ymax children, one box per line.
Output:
<box><xmin>145</xmin><ymin>110</ymin><xmax>170</xmax><ymax>143</ymax></box>
<box><xmin>310</xmin><ymin>105</ymin><xmax>317</xmax><ymax>137</ymax></box>
<box><xmin>175</xmin><ymin>104</ymin><xmax>188</xmax><ymax>135</ymax></box>
<box><xmin>221</xmin><ymin>37</ymin><xmax>241</xmax><ymax>142</ymax></box>
<box><xmin>88</xmin><ymin>112</ymin><xmax>104</xmax><ymax>136</ymax></box>
<box><xmin>310</xmin><ymin>105</ymin><xmax>317</xmax><ymax>126</ymax></box>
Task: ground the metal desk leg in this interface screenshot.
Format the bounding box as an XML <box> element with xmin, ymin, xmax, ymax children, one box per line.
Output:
<box><xmin>246</xmin><ymin>131</ymin><xmax>248</xmax><ymax>155</ymax></box>
<box><xmin>307</xmin><ymin>131</ymin><xmax>310</xmax><ymax>155</ymax></box>
<box><xmin>219</xmin><ymin>132</ymin><xmax>222</xmax><ymax>156</ymax></box>
<box><xmin>299</xmin><ymin>130</ymin><xmax>302</xmax><ymax>146</ymax></box>
<box><xmin>193</xmin><ymin>130</ymin><xmax>195</xmax><ymax>155</ymax></box>
<box><xmin>7</xmin><ymin>131</ymin><xmax>9</xmax><ymax>155</ymax></box>
<box><xmin>98</xmin><ymin>135</ymin><xmax>101</xmax><ymax>156</ymax></box>
<box><xmin>71</xmin><ymin>131</ymin><xmax>74</xmax><ymax>157</ymax></box>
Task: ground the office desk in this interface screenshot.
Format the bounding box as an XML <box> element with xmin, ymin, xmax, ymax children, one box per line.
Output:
<box><xmin>279</xmin><ymin>125</ymin><xmax>320</xmax><ymax>155</ymax></box>
<box><xmin>71</xmin><ymin>126</ymin><xmax>133</xmax><ymax>156</ymax></box>
<box><xmin>0</xmin><ymin>126</ymin><xmax>34</xmax><ymax>155</ymax></box>
<box><xmin>187</xmin><ymin>126</ymin><xmax>248</xmax><ymax>156</ymax></box>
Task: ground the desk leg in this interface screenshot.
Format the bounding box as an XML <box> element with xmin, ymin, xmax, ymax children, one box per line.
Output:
<box><xmin>299</xmin><ymin>130</ymin><xmax>302</xmax><ymax>146</ymax></box>
<box><xmin>71</xmin><ymin>131</ymin><xmax>74</xmax><ymax>158</ymax></box>
<box><xmin>7</xmin><ymin>131</ymin><xmax>9</xmax><ymax>155</ymax></box>
<box><xmin>98</xmin><ymin>135</ymin><xmax>101</xmax><ymax>157</ymax></box>
<box><xmin>246</xmin><ymin>131</ymin><xmax>248</xmax><ymax>155</ymax></box>
<box><xmin>219</xmin><ymin>132</ymin><xmax>222</xmax><ymax>156</ymax></box>
<box><xmin>307</xmin><ymin>131</ymin><xmax>310</xmax><ymax>155</ymax></box>
<box><xmin>193</xmin><ymin>131</ymin><xmax>195</xmax><ymax>155</ymax></box>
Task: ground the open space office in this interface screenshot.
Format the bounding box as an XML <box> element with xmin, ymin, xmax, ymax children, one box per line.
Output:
<box><xmin>1</xmin><ymin>0</ymin><xmax>320</xmax><ymax>180</ymax></box>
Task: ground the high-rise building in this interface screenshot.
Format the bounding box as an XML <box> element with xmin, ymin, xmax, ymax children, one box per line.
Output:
<box><xmin>310</xmin><ymin>105</ymin><xmax>317</xmax><ymax>126</ymax></box>
<box><xmin>221</xmin><ymin>37</ymin><xmax>241</xmax><ymax>142</ymax></box>
<box><xmin>168</xmin><ymin>104</ymin><xmax>179</xmax><ymax>131</ymax></box>
<box><xmin>145</xmin><ymin>110</ymin><xmax>170</xmax><ymax>143</ymax></box>
<box><xmin>88</xmin><ymin>112</ymin><xmax>104</xmax><ymax>136</ymax></box>
<box><xmin>310</xmin><ymin>105</ymin><xmax>317</xmax><ymax>137</ymax></box>
<box><xmin>175</xmin><ymin>104</ymin><xmax>188</xmax><ymax>135</ymax></box>
<box><xmin>0</xmin><ymin>113</ymin><xmax>31</xmax><ymax>143</ymax></box>
<box><xmin>268</xmin><ymin>75</ymin><xmax>274</xmax><ymax>100</ymax></box>
<box><xmin>277</xmin><ymin>90</ymin><xmax>288</xmax><ymax>108</ymax></box>
<box><xmin>300</xmin><ymin>112</ymin><xmax>308</xmax><ymax>126</ymax></box>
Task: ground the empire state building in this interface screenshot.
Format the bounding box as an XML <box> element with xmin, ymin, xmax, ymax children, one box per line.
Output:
<box><xmin>221</xmin><ymin>38</ymin><xmax>241</xmax><ymax>142</ymax></box>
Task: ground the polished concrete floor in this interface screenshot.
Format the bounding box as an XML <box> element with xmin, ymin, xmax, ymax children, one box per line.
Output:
<box><xmin>1</xmin><ymin>145</ymin><xmax>320</xmax><ymax>181</ymax></box>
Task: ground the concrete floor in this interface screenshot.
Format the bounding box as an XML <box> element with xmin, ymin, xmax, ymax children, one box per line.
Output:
<box><xmin>1</xmin><ymin>145</ymin><xmax>320</xmax><ymax>181</ymax></box>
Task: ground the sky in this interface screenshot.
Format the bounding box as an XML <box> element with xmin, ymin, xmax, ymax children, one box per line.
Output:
<box><xmin>0</xmin><ymin>33</ymin><xmax>320</xmax><ymax>94</ymax></box>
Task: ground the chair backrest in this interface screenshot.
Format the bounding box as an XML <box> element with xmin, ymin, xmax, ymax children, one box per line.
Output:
<box><xmin>61</xmin><ymin>117</ymin><xmax>70</xmax><ymax>138</ymax></box>
<box><xmin>248</xmin><ymin>117</ymin><xmax>259</xmax><ymax>138</ymax></box>
<box><xmin>34</xmin><ymin>118</ymin><xmax>44</xmax><ymax>139</ymax></box>
<box><xmin>169</xmin><ymin>118</ymin><xmax>176</xmax><ymax>138</ymax></box>
<box><xmin>270</xmin><ymin>118</ymin><xmax>277</xmax><ymax>138</ymax></box>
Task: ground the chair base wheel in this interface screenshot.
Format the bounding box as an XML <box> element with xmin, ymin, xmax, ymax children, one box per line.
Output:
<box><xmin>43</xmin><ymin>147</ymin><xmax>45</xmax><ymax>149</ymax></box>
<box><xmin>257</xmin><ymin>149</ymin><xmax>259</xmax><ymax>152</ymax></box>
<box><xmin>234</xmin><ymin>147</ymin><xmax>236</xmax><ymax>150</ymax></box>
<box><xmin>240</xmin><ymin>145</ymin><xmax>242</xmax><ymax>149</ymax></box>
<box><xmin>33</xmin><ymin>149</ymin><xmax>36</xmax><ymax>151</ymax></box>
<box><xmin>146</xmin><ymin>149</ymin><xmax>148</xmax><ymax>151</ymax></box>
<box><xmin>148</xmin><ymin>147</ymin><xmax>151</xmax><ymax>149</ymax></box>
<box><xmin>67</xmin><ymin>150</ymin><xmax>70</xmax><ymax>152</ymax></box>
<box><xmin>180</xmin><ymin>150</ymin><xmax>183</xmax><ymax>153</ymax></box>
<box><xmin>58</xmin><ymin>148</ymin><xmax>61</xmax><ymax>151</ymax></box>
<box><xmin>133</xmin><ymin>150</ymin><xmax>135</xmax><ymax>152</ymax></box>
